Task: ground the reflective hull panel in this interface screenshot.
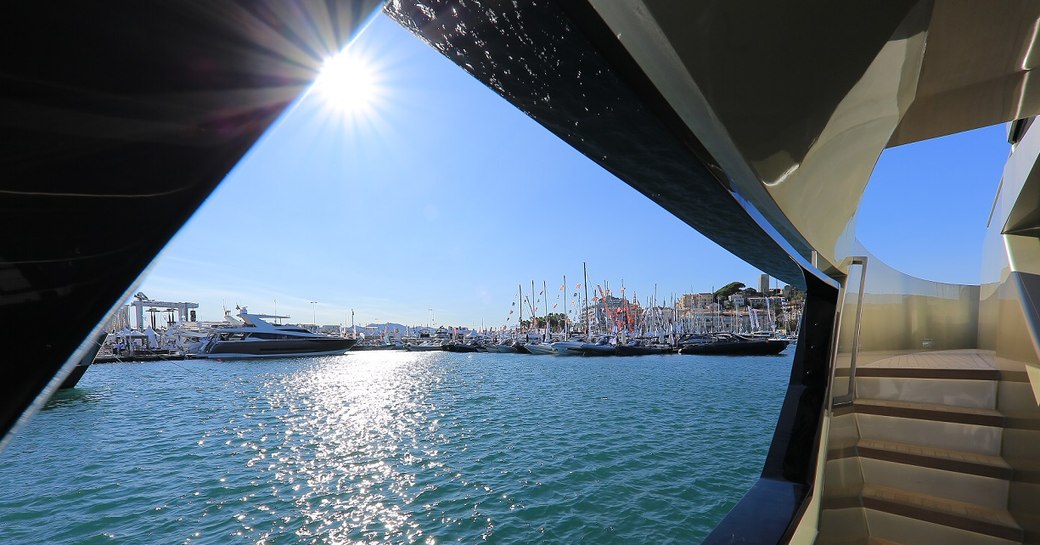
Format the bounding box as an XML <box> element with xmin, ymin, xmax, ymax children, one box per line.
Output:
<box><xmin>204</xmin><ymin>338</ymin><xmax>358</xmax><ymax>358</ymax></box>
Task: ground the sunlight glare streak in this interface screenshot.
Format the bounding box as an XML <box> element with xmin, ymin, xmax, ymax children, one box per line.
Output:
<box><xmin>265</xmin><ymin>352</ymin><xmax>441</xmax><ymax>543</ymax></box>
<box><xmin>315</xmin><ymin>48</ymin><xmax>379</xmax><ymax>117</ymax></box>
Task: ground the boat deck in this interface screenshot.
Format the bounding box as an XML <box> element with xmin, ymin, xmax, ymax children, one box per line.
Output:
<box><xmin>843</xmin><ymin>349</ymin><xmax>995</xmax><ymax>370</ymax></box>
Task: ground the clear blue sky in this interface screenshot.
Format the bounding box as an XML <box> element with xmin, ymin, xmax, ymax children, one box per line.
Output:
<box><xmin>858</xmin><ymin>125</ymin><xmax>1009</xmax><ymax>283</ymax></box>
<box><xmin>138</xmin><ymin>13</ymin><xmax>1008</xmax><ymax>327</ymax></box>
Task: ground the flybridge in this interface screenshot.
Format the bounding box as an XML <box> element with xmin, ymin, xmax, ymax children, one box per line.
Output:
<box><xmin>235</xmin><ymin>309</ymin><xmax>297</xmax><ymax>331</ymax></box>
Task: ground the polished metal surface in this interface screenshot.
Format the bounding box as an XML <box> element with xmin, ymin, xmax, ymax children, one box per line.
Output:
<box><xmin>889</xmin><ymin>0</ymin><xmax>1040</xmax><ymax>147</ymax></box>
<box><xmin>580</xmin><ymin>1</ymin><xmax>1040</xmax><ymax>543</ymax></box>
<box><xmin>979</xmin><ymin>114</ymin><xmax>1040</xmax><ymax>540</ymax></box>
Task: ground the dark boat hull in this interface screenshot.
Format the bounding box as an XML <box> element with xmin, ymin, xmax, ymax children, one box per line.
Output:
<box><xmin>578</xmin><ymin>344</ymin><xmax>616</xmax><ymax>356</ymax></box>
<box><xmin>351</xmin><ymin>344</ymin><xmax>398</xmax><ymax>351</ymax></box>
<box><xmin>205</xmin><ymin>338</ymin><xmax>357</xmax><ymax>359</ymax></box>
<box><xmin>615</xmin><ymin>345</ymin><xmax>674</xmax><ymax>356</ymax></box>
<box><xmin>59</xmin><ymin>332</ymin><xmax>108</xmax><ymax>389</ymax></box>
<box><xmin>59</xmin><ymin>363</ymin><xmax>91</xmax><ymax>389</ymax></box>
<box><xmin>443</xmin><ymin>343</ymin><xmax>479</xmax><ymax>353</ymax></box>
<box><xmin>679</xmin><ymin>339</ymin><xmax>789</xmax><ymax>356</ymax></box>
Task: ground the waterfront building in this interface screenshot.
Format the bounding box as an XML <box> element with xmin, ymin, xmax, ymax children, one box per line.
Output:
<box><xmin>581</xmin><ymin>295</ymin><xmax>626</xmax><ymax>331</ymax></box>
<box><xmin>675</xmin><ymin>292</ymin><xmax>715</xmax><ymax>313</ymax></box>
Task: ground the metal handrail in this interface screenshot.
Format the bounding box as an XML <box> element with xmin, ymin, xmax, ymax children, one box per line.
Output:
<box><xmin>832</xmin><ymin>256</ymin><xmax>868</xmax><ymax>407</ymax></box>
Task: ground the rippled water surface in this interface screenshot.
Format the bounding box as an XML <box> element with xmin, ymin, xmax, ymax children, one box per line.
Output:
<box><xmin>0</xmin><ymin>351</ymin><xmax>792</xmax><ymax>544</ymax></box>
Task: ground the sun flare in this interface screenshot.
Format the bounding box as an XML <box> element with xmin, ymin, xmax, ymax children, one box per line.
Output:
<box><xmin>315</xmin><ymin>49</ymin><xmax>378</xmax><ymax>115</ymax></box>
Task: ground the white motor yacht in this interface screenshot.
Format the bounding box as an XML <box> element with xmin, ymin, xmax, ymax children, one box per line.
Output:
<box><xmin>200</xmin><ymin>309</ymin><xmax>356</xmax><ymax>359</ymax></box>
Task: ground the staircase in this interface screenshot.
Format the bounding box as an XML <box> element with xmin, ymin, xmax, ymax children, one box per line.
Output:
<box><xmin>817</xmin><ymin>359</ymin><xmax>1023</xmax><ymax>545</ymax></box>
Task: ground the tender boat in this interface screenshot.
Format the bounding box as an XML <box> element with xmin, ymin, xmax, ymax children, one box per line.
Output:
<box><xmin>442</xmin><ymin>342</ymin><xmax>479</xmax><ymax>353</ymax></box>
<box><xmin>484</xmin><ymin>341</ymin><xmax>518</xmax><ymax>353</ymax></box>
<box><xmin>550</xmin><ymin>340</ymin><xmax>585</xmax><ymax>356</ymax></box>
<box><xmin>524</xmin><ymin>342</ymin><xmax>556</xmax><ymax>355</ymax></box>
<box><xmin>200</xmin><ymin>310</ymin><xmax>356</xmax><ymax>359</ymax></box>
<box><xmin>577</xmin><ymin>337</ymin><xmax>616</xmax><ymax>357</ymax></box>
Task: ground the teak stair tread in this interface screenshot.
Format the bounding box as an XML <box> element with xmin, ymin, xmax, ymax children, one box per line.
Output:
<box><xmin>827</xmin><ymin>438</ymin><xmax>1012</xmax><ymax>480</ymax></box>
<box><xmin>860</xmin><ymin>484</ymin><xmax>1022</xmax><ymax>542</ymax></box>
<box><xmin>852</xmin><ymin>399</ymin><xmax>1005</xmax><ymax>427</ymax></box>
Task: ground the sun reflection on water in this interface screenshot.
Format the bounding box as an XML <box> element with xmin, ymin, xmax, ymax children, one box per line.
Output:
<box><xmin>256</xmin><ymin>352</ymin><xmax>445</xmax><ymax>544</ymax></box>
<box><xmin>0</xmin><ymin>352</ymin><xmax>792</xmax><ymax>544</ymax></box>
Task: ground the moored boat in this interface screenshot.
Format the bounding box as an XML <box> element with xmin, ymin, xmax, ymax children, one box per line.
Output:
<box><xmin>678</xmin><ymin>334</ymin><xmax>788</xmax><ymax>356</ymax></box>
<box><xmin>615</xmin><ymin>341</ymin><xmax>673</xmax><ymax>356</ymax></box>
<box><xmin>442</xmin><ymin>342</ymin><xmax>479</xmax><ymax>353</ymax></box>
<box><xmin>405</xmin><ymin>341</ymin><xmax>443</xmax><ymax>351</ymax></box>
<box><xmin>484</xmin><ymin>342</ymin><xmax>518</xmax><ymax>353</ymax></box>
<box><xmin>524</xmin><ymin>343</ymin><xmax>556</xmax><ymax>355</ymax></box>
<box><xmin>200</xmin><ymin>310</ymin><xmax>357</xmax><ymax>359</ymax></box>
<box><xmin>550</xmin><ymin>340</ymin><xmax>585</xmax><ymax>356</ymax></box>
<box><xmin>578</xmin><ymin>337</ymin><xmax>616</xmax><ymax>357</ymax></box>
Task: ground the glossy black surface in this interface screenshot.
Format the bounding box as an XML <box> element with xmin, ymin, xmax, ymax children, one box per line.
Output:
<box><xmin>678</xmin><ymin>338</ymin><xmax>790</xmax><ymax>356</ymax></box>
<box><xmin>704</xmin><ymin>270</ymin><xmax>837</xmax><ymax>544</ymax></box>
<box><xmin>1</xmin><ymin>1</ymin><xmax>376</xmax><ymax>440</ymax></box>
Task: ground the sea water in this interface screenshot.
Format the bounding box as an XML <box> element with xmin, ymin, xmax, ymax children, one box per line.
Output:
<box><xmin>0</xmin><ymin>350</ymin><xmax>792</xmax><ymax>544</ymax></box>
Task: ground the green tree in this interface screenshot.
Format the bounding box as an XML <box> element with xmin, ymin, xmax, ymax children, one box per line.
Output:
<box><xmin>714</xmin><ymin>281</ymin><xmax>746</xmax><ymax>301</ymax></box>
<box><xmin>532</xmin><ymin>313</ymin><xmax>568</xmax><ymax>329</ymax></box>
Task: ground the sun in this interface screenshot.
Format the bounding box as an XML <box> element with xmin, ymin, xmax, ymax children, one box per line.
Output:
<box><xmin>314</xmin><ymin>49</ymin><xmax>378</xmax><ymax>115</ymax></box>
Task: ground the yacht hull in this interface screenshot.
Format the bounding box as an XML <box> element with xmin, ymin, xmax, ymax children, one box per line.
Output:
<box><xmin>524</xmin><ymin>344</ymin><xmax>556</xmax><ymax>355</ymax></box>
<box><xmin>204</xmin><ymin>338</ymin><xmax>357</xmax><ymax>359</ymax></box>
<box><xmin>443</xmin><ymin>343</ymin><xmax>479</xmax><ymax>353</ymax></box>
<box><xmin>551</xmin><ymin>341</ymin><xmax>584</xmax><ymax>356</ymax></box>
<box><xmin>615</xmin><ymin>345</ymin><xmax>673</xmax><ymax>356</ymax></box>
<box><xmin>405</xmin><ymin>344</ymin><xmax>443</xmax><ymax>352</ymax></box>
<box><xmin>679</xmin><ymin>339</ymin><xmax>789</xmax><ymax>356</ymax></box>
<box><xmin>578</xmin><ymin>344</ymin><xmax>616</xmax><ymax>357</ymax></box>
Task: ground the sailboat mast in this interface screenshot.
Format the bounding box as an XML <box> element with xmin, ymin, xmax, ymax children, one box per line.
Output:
<box><xmin>563</xmin><ymin>274</ymin><xmax>568</xmax><ymax>336</ymax></box>
<box><xmin>543</xmin><ymin>280</ymin><xmax>549</xmax><ymax>340</ymax></box>
<box><xmin>518</xmin><ymin>284</ymin><xmax>523</xmax><ymax>336</ymax></box>
<box><xmin>583</xmin><ymin>262</ymin><xmax>590</xmax><ymax>339</ymax></box>
<box><xmin>531</xmin><ymin>280</ymin><xmax>536</xmax><ymax>333</ymax></box>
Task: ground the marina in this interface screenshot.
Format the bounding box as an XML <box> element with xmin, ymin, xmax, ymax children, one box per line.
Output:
<box><xmin>80</xmin><ymin>277</ymin><xmax>798</xmax><ymax>371</ymax></box>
